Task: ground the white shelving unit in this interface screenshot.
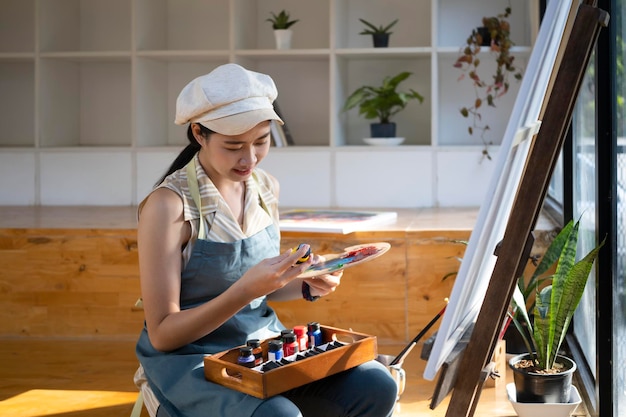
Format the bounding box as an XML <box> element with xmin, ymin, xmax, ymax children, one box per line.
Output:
<box><xmin>0</xmin><ymin>0</ymin><xmax>535</xmax><ymax>207</ymax></box>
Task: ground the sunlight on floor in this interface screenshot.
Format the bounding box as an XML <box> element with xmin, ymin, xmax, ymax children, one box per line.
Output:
<box><xmin>0</xmin><ymin>389</ymin><xmax>138</xmax><ymax>417</ymax></box>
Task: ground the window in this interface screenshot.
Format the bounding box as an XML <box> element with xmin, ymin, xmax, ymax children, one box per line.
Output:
<box><xmin>571</xmin><ymin>50</ymin><xmax>598</xmax><ymax>379</ymax></box>
<box><xmin>564</xmin><ymin>1</ymin><xmax>625</xmax><ymax>416</ymax></box>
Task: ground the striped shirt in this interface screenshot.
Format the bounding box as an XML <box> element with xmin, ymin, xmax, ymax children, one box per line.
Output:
<box><xmin>140</xmin><ymin>153</ymin><xmax>280</xmax><ymax>267</ymax></box>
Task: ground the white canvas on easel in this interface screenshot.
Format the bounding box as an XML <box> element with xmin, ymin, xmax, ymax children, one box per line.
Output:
<box><xmin>424</xmin><ymin>0</ymin><xmax>579</xmax><ymax>381</ymax></box>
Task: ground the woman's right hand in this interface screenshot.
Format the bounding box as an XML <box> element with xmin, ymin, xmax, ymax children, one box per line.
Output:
<box><xmin>234</xmin><ymin>244</ymin><xmax>313</xmax><ymax>300</ymax></box>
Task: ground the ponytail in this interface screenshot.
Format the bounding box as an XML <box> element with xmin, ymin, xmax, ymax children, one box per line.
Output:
<box><xmin>154</xmin><ymin>124</ymin><xmax>214</xmax><ymax>186</ymax></box>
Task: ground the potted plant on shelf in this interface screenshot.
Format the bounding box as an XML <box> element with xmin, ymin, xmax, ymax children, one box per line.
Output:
<box><xmin>453</xmin><ymin>6</ymin><xmax>523</xmax><ymax>160</ymax></box>
<box><xmin>359</xmin><ymin>18</ymin><xmax>399</xmax><ymax>48</ymax></box>
<box><xmin>342</xmin><ymin>71</ymin><xmax>423</xmax><ymax>144</ymax></box>
<box><xmin>507</xmin><ymin>217</ymin><xmax>605</xmax><ymax>405</ymax></box>
<box><xmin>266</xmin><ymin>10</ymin><xmax>299</xmax><ymax>50</ymax></box>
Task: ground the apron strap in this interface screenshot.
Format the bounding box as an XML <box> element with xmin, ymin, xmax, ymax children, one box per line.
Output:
<box><xmin>186</xmin><ymin>159</ymin><xmax>206</xmax><ymax>240</ymax></box>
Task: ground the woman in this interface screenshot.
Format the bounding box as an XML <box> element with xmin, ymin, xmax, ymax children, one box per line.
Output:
<box><xmin>134</xmin><ymin>63</ymin><xmax>397</xmax><ymax>417</ymax></box>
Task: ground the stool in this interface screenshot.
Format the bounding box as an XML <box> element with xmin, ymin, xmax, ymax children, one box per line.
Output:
<box><xmin>132</xmin><ymin>367</ymin><xmax>160</xmax><ymax>417</ymax></box>
<box><xmin>130</xmin><ymin>391</ymin><xmax>144</xmax><ymax>417</ymax></box>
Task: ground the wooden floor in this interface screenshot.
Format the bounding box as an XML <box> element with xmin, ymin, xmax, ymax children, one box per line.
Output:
<box><xmin>0</xmin><ymin>338</ymin><xmax>526</xmax><ymax>417</ymax></box>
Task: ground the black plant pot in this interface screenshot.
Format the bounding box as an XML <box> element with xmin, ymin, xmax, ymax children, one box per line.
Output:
<box><xmin>476</xmin><ymin>26</ymin><xmax>491</xmax><ymax>46</ymax></box>
<box><xmin>370</xmin><ymin>122</ymin><xmax>396</xmax><ymax>138</ymax></box>
<box><xmin>372</xmin><ymin>33</ymin><xmax>390</xmax><ymax>48</ymax></box>
<box><xmin>509</xmin><ymin>353</ymin><xmax>577</xmax><ymax>403</ymax></box>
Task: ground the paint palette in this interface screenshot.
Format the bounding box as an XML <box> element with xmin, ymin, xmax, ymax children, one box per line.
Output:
<box><xmin>297</xmin><ymin>242</ymin><xmax>391</xmax><ymax>279</ymax></box>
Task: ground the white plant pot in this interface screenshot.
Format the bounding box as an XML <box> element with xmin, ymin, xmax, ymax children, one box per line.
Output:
<box><xmin>274</xmin><ymin>29</ymin><xmax>293</xmax><ymax>50</ymax></box>
<box><xmin>506</xmin><ymin>383</ymin><xmax>582</xmax><ymax>417</ymax></box>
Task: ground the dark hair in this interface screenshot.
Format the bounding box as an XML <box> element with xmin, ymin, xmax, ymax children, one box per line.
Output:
<box><xmin>155</xmin><ymin>124</ymin><xmax>214</xmax><ymax>186</ymax></box>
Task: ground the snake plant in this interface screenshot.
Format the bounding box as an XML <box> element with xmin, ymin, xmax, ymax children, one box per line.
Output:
<box><xmin>509</xmin><ymin>218</ymin><xmax>605</xmax><ymax>371</ymax></box>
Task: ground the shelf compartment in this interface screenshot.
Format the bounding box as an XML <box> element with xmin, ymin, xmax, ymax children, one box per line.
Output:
<box><xmin>336</xmin><ymin>55</ymin><xmax>431</xmax><ymax>147</ymax></box>
<box><xmin>40</xmin><ymin>151</ymin><xmax>133</xmax><ymax>205</ymax></box>
<box><xmin>233</xmin><ymin>0</ymin><xmax>330</xmax><ymax>51</ymax></box>
<box><xmin>334</xmin><ymin>0</ymin><xmax>431</xmax><ymax>49</ymax></box>
<box><xmin>38</xmin><ymin>0</ymin><xmax>131</xmax><ymax>52</ymax></box>
<box><xmin>0</xmin><ymin>61</ymin><xmax>35</xmax><ymax>147</ymax></box>
<box><xmin>0</xmin><ymin>152</ymin><xmax>36</xmax><ymax>204</ymax></box>
<box><xmin>236</xmin><ymin>55</ymin><xmax>331</xmax><ymax>147</ymax></box>
<box><xmin>135</xmin><ymin>57</ymin><xmax>228</xmax><ymax>147</ymax></box>
<box><xmin>136</xmin><ymin>149</ymin><xmax>182</xmax><ymax>202</ymax></box>
<box><xmin>335</xmin><ymin>149</ymin><xmax>434</xmax><ymax>207</ymax></box>
<box><xmin>262</xmin><ymin>149</ymin><xmax>333</xmax><ymax>207</ymax></box>
<box><xmin>437</xmin><ymin>0</ymin><xmax>532</xmax><ymax>48</ymax></box>
<box><xmin>0</xmin><ymin>0</ymin><xmax>35</xmax><ymax>53</ymax></box>
<box><xmin>135</xmin><ymin>0</ymin><xmax>229</xmax><ymax>51</ymax></box>
<box><xmin>437</xmin><ymin>53</ymin><xmax>528</xmax><ymax>147</ymax></box>
<box><xmin>38</xmin><ymin>58</ymin><xmax>131</xmax><ymax>147</ymax></box>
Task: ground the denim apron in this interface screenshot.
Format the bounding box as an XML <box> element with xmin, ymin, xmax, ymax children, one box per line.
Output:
<box><xmin>136</xmin><ymin>161</ymin><xmax>285</xmax><ymax>417</ymax></box>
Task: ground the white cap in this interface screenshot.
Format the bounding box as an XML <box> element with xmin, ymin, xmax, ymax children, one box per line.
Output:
<box><xmin>175</xmin><ymin>63</ymin><xmax>283</xmax><ymax>135</ymax></box>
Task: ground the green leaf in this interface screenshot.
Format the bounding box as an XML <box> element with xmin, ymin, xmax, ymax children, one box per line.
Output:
<box><xmin>548</xmin><ymin>234</ymin><xmax>605</xmax><ymax>368</ymax></box>
<box><xmin>511</xmin><ymin>284</ymin><xmax>532</xmax><ymax>333</ymax></box>
<box><xmin>533</xmin><ymin>285</ymin><xmax>552</xmax><ymax>368</ymax></box>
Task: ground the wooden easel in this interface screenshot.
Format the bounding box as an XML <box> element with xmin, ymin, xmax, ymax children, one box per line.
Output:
<box><xmin>442</xmin><ymin>3</ymin><xmax>609</xmax><ymax>417</ymax></box>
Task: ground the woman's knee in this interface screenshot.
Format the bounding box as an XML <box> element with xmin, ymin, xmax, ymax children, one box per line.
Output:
<box><xmin>346</xmin><ymin>361</ymin><xmax>398</xmax><ymax>414</ymax></box>
<box><xmin>250</xmin><ymin>395</ymin><xmax>302</xmax><ymax>417</ymax></box>
<box><xmin>355</xmin><ymin>361</ymin><xmax>398</xmax><ymax>394</ymax></box>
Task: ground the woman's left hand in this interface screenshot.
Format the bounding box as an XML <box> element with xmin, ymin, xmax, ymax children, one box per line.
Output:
<box><xmin>303</xmin><ymin>253</ymin><xmax>343</xmax><ymax>298</ymax></box>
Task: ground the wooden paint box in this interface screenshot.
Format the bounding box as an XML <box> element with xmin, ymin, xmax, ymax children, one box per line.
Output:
<box><xmin>204</xmin><ymin>325</ymin><xmax>377</xmax><ymax>399</ymax></box>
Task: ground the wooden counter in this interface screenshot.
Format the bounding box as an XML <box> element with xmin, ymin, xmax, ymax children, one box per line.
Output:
<box><xmin>0</xmin><ymin>205</ymin><xmax>485</xmax><ymax>230</ymax></box>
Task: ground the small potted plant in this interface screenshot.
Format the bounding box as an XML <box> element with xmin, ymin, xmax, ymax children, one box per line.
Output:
<box><xmin>453</xmin><ymin>6</ymin><xmax>523</xmax><ymax>159</ymax></box>
<box><xmin>359</xmin><ymin>18</ymin><xmax>398</xmax><ymax>48</ymax></box>
<box><xmin>507</xmin><ymin>217</ymin><xmax>605</xmax><ymax>404</ymax></box>
<box><xmin>342</xmin><ymin>71</ymin><xmax>424</xmax><ymax>141</ymax></box>
<box><xmin>266</xmin><ymin>10</ymin><xmax>299</xmax><ymax>50</ymax></box>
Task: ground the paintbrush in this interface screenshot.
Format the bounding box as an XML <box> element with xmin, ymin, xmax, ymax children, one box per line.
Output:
<box><xmin>389</xmin><ymin>301</ymin><xmax>448</xmax><ymax>366</ymax></box>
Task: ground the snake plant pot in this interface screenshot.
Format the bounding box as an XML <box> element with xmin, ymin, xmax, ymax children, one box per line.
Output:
<box><xmin>509</xmin><ymin>353</ymin><xmax>577</xmax><ymax>404</ymax></box>
<box><xmin>370</xmin><ymin>122</ymin><xmax>396</xmax><ymax>138</ymax></box>
<box><xmin>273</xmin><ymin>29</ymin><xmax>293</xmax><ymax>49</ymax></box>
<box><xmin>372</xmin><ymin>33</ymin><xmax>390</xmax><ymax>47</ymax></box>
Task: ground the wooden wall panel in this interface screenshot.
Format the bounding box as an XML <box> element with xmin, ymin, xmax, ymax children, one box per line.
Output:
<box><xmin>0</xmin><ymin>228</ymin><xmax>144</xmax><ymax>338</ymax></box>
<box><xmin>406</xmin><ymin>232</ymin><xmax>470</xmax><ymax>345</ymax></box>
<box><xmin>0</xmin><ymin>208</ymin><xmax>555</xmax><ymax>344</ymax></box>
<box><xmin>0</xmin><ymin>227</ymin><xmax>483</xmax><ymax>342</ymax></box>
